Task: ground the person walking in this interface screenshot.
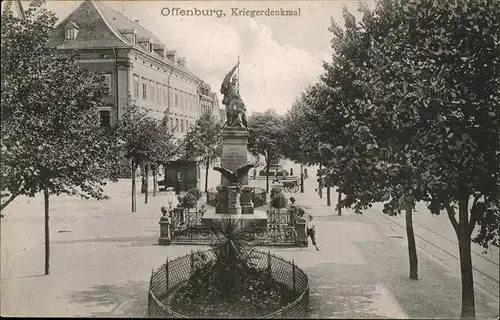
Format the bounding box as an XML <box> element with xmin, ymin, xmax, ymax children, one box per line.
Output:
<box><xmin>303</xmin><ymin>168</ymin><xmax>308</xmax><ymax>179</ymax></box>
<box><xmin>288</xmin><ymin>197</ymin><xmax>298</xmax><ymax>226</ymax></box>
<box><xmin>305</xmin><ymin>214</ymin><xmax>320</xmax><ymax>251</ymax></box>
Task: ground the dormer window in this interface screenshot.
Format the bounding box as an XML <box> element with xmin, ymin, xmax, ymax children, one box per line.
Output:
<box><xmin>149</xmin><ymin>43</ymin><xmax>153</xmax><ymax>53</ymax></box>
<box><xmin>133</xmin><ymin>34</ymin><xmax>138</xmax><ymax>44</ymax></box>
<box><xmin>64</xmin><ymin>21</ymin><xmax>79</xmax><ymax>40</ymax></box>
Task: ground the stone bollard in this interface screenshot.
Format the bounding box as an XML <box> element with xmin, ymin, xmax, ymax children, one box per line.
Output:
<box><xmin>295</xmin><ymin>219</ymin><xmax>307</xmax><ymax>247</ymax></box>
<box><xmin>241</xmin><ymin>186</ymin><xmax>255</xmax><ymax>214</ymax></box>
<box><xmin>159</xmin><ymin>218</ymin><xmax>171</xmax><ymax>245</ymax></box>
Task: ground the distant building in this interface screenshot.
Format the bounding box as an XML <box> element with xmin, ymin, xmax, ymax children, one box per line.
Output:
<box><xmin>219</xmin><ymin>107</ymin><xmax>226</xmax><ymax>124</ymax></box>
<box><xmin>199</xmin><ymin>82</ymin><xmax>221</xmax><ymax>122</ymax></box>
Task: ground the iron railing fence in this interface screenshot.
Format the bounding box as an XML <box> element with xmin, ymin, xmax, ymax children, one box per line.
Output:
<box><xmin>148</xmin><ymin>249</ymin><xmax>309</xmax><ymax>319</ymax></box>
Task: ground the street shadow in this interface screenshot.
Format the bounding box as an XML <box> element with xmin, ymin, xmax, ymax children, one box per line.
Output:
<box><xmin>52</xmin><ymin>236</ymin><xmax>158</xmax><ymax>247</ymax></box>
<box><xmin>63</xmin><ymin>280</ymin><xmax>148</xmax><ymax>318</ymax></box>
<box><xmin>304</xmin><ymin>263</ymin><xmax>385</xmax><ymax>319</ymax></box>
<box><xmin>0</xmin><ymin>273</ymin><xmax>45</xmax><ymax>280</ymax></box>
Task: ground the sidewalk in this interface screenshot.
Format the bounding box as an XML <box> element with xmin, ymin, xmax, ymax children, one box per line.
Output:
<box><xmin>273</xmin><ymin>187</ymin><xmax>499</xmax><ymax>319</ymax></box>
<box><xmin>1</xmin><ymin>179</ymin><xmax>499</xmax><ymax>318</ymax></box>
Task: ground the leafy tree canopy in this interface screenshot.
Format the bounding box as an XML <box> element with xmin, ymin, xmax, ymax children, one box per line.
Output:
<box><xmin>1</xmin><ymin>0</ymin><xmax>120</xmax><ymax>211</ymax></box>
<box><xmin>179</xmin><ymin>113</ymin><xmax>222</xmax><ymax>161</ymax></box>
<box><xmin>247</xmin><ymin>109</ymin><xmax>285</xmax><ymax>166</ymax></box>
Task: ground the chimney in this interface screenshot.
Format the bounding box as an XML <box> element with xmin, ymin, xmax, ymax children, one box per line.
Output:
<box><xmin>177</xmin><ymin>57</ymin><xmax>186</xmax><ymax>68</ymax></box>
<box><xmin>134</xmin><ymin>19</ymin><xmax>140</xmax><ymax>24</ymax></box>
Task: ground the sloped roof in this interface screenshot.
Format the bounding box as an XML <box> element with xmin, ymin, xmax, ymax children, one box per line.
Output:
<box><xmin>46</xmin><ymin>0</ymin><xmax>129</xmax><ymax>49</ymax></box>
<box><xmin>93</xmin><ymin>0</ymin><xmax>161</xmax><ymax>44</ymax></box>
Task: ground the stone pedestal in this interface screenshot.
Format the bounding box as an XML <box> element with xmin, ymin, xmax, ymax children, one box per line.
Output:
<box><xmin>227</xmin><ymin>185</ymin><xmax>242</xmax><ymax>215</ymax></box>
<box><xmin>159</xmin><ymin>220</ymin><xmax>171</xmax><ymax>245</ymax></box>
<box><xmin>201</xmin><ymin>209</ymin><xmax>268</xmax><ymax>229</ymax></box>
<box><xmin>215</xmin><ymin>185</ymin><xmax>228</xmax><ymax>214</ymax></box>
<box><xmin>295</xmin><ymin>219</ymin><xmax>307</xmax><ymax>247</ymax></box>
<box><xmin>221</xmin><ymin>126</ymin><xmax>249</xmax><ymax>186</ymax></box>
<box><xmin>241</xmin><ymin>186</ymin><xmax>254</xmax><ymax>215</ymax></box>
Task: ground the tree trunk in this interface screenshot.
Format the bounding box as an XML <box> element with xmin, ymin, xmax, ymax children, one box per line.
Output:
<box><xmin>141</xmin><ymin>164</ymin><xmax>147</xmax><ymax>194</ymax></box>
<box><xmin>458</xmin><ymin>231</ymin><xmax>475</xmax><ymax>319</ymax></box>
<box><xmin>265</xmin><ymin>163</ymin><xmax>270</xmax><ymax>193</ymax></box>
<box><xmin>205</xmin><ymin>156</ymin><xmax>210</xmax><ymax>193</ymax></box>
<box><xmin>456</xmin><ymin>196</ymin><xmax>476</xmax><ymax>319</ymax></box>
<box><xmin>405</xmin><ymin>203</ymin><xmax>418</xmax><ymax>280</ymax></box>
<box><xmin>337</xmin><ymin>190</ymin><xmax>342</xmax><ymax>216</ymax></box>
<box><xmin>318</xmin><ymin>164</ymin><xmax>323</xmax><ymax>199</ymax></box>
<box><xmin>131</xmin><ymin>160</ymin><xmax>137</xmax><ymax>213</ymax></box>
<box><xmin>327</xmin><ymin>187</ymin><xmax>331</xmax><ymax>206</ymax></box>
<box><xmin>144</xmin><ymin>164</ymin><xmax>149</xmax><ymax>204</ymax></box>
<box><xmin>44</xmin><ymin>189</ymin><xmax>50</xmax><ymax>275</ymax></box>
<box><xmin>300</xmin><ymin>164</ymin><xmax>304</xmax><ymax>193</ymax></box>
<box><xmin>152</xmin><ymin>165</ymin><xmax>157</xmax><ymax>197</ymax></box>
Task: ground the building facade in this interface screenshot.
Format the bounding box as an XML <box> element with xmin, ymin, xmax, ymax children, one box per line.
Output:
<box><xmin>46</xmin><ymin>0</ymin><xmax>205</xmax><ymax>140</ymax></box>
<box><xmin>199</xmin><ymin>82</ymin><xmax>222</xmax><ymax>122</ymax></box>
<box><xmin>46</xmin><ymin>0</ymin><xmax>226</xmax><ymax>179</ymax></box>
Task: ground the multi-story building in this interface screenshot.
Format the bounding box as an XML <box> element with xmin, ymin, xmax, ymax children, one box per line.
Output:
<box><xmin>219</xmin><ymin>107</ymin><xmax>226</xmax><ymax>124</ymax></box>
<box><xmin>199</xmin><ymin>82</ymin><xmax>222</xmax><ymax>122</ymax></box>
<box><xmin>46</xmin><ymin>0</ymin><xmax>219</xmax><ymax>182</ymax></box>
<box><xmin>46</xmin><ymin>0</ymin><xmax>203</xmax><ymax>141</ymax></box>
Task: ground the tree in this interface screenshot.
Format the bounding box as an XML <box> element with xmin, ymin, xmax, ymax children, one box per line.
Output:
<box><xmin>282</xmin><ymin>91</ymin><xmax>321</xmax><ymax>194</ymax></box>
<box><xmin>115</xmin><ymin>103</ymin><xmax>170</xmax><ymax>210</ymax></box>
<box><xmin>353</xmin><ymin>0</ymin><xmax>500</xmax><ymax>317</ymax></box>
<box><xmin>1</xmin><ymin>0</ymin><xmax>119</xmax><ymax>275</ymax></box>
<box><xmin>247</xmin><ymin>110</ymin><xmax>285</xmax><ymax>192</ymax></box>
<box><xmin>149</xmin><ymin>113</ymin><xmax>178</xmax><ymax>197</ymax></box>
<box><xmin>284</xmin><ymin>3</ymin><xmax>420</xmax><ymax>279</ymax></box>
<box><xmin>284</xmin><ymin>7</ymin><xmax>386</xmax><ymax>215</ymax></box>
<box><xmin>181</xmin><ymin>113</ymin><xmax>222</xmax><ymax>192</ymax></box>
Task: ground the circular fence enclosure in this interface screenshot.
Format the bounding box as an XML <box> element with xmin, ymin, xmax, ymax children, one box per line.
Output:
<box><xmin>148</xmin><ymin>249</ymin><xmax>309</xmax><ymax>319</ymax></box>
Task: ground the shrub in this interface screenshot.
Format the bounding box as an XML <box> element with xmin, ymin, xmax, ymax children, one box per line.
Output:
<box><xmin>270</xmin><ymin>187</ymin><xmax>287</xmax><ymax>209</ymax></box>
<box><xmin>179</xmin><ymin>193</ymin><xmax>197</xmax><ymax>209</ymax></box>
<box><xmin>169</xmin><ymin>216</ymin><xmax>296</xmax><ymax>318</ymax></box>
<box><xmin>187</xmin><ymin>188</ymin><xmax>202</xmax><ymax>200</ymax></box>
<box><xmin>270</xmin><ymin>186</ymin><xmax>280</xmax><ymax>198</ymax></box>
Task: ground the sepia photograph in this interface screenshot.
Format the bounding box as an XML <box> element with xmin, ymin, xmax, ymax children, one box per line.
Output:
<box><xmin>1</xmin><ymin>0</ymin><xmax>499</xmax><ymax>318</ymax></box>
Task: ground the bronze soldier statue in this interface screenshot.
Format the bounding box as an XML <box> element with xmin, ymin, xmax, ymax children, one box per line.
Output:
<box><xmin>220</xmin><ymin>62</ymin><xmax>247</xmax><ymax>128</ymax></box>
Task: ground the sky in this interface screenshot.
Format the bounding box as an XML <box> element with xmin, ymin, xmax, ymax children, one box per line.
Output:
<box><xmin>40</xmin><ymin>0</ymin><xmax>376</xmax><ymax>115</ymax></box>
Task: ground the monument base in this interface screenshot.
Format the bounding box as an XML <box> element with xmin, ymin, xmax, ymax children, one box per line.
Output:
<box><xmin>158</xmin><ymin>237</ymin><xmax>171</xmax><ymax>245</ymax></box>
<box><xmin>201</xmin><ymin>209</ymin><xmax>268</xmax><ymax>229</ymax></box>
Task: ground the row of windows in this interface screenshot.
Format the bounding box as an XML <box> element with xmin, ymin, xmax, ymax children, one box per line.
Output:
<box><xmin>133</xmin><ymin>56</ymin><xmax>197</xmax><ymax>85</ymax></box>
<box><xmin>133</xmin><ymin>75</ymin><xmax>197</xmax><ymax>112</ymax></box>
<box><xmin>170</xmin><ymin>117</ymin><xmax>195</xmax><ymax>133</ymax></box>
<box><xmin>200</xmin><ymin>105</ymin><xmax>214</xmax><ymax>115</ymax></box>
<box><xmin>98</xmin><ymin>109</ymin><xmax>195</xmax><ymax>134</ymax></box>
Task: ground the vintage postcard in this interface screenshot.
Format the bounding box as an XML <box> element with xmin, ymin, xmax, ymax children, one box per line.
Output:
<box><xmin>1</xmin><ymin>0</ymin><xmax>499</xmax><ymax>318</ymax></box>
